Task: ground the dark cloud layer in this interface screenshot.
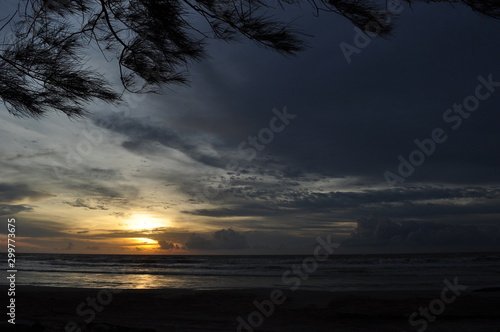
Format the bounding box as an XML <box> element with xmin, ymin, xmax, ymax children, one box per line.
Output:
<box><xmin>185</xmin><ymin>186</ymin><xmax>500</xmax><ymax>218</ymax></box>
<box><xmin>345</xmin><ymin>216</ymin><xmax>500</xmax><ymax>248</ymax></box>
<box><xmin>0</xmin><ymin>218</ymin><xmax>68</xmax><ymax>238</ymax></box>
<box><xmin>157</xmin><ymin>240</ymin><xmax>183</xmax><ymax>250</ymax></box>
<box><xmin>0</xmin><ymin>183</ymin><xmax>51</xmax><ymax>203</ymax></box>
<box><xmin>94</xmin><ymin>114</ymin><xmax>227</xmax><ymax>169</ymax></box>
<box><xmin>185</xmin><ymin>228</ymin><xmax>248</xmax><ymax>250</ymax></box>
<box><xmin>0</xmin><ymin>204</ymin><xmax>32</xmax><ymax>216</ymax></box>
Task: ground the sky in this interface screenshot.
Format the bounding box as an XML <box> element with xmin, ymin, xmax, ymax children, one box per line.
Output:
<box><xmin>1</xmin><ymin>1</ymin><xmax>500</xmax><ymax>255</ymax></box>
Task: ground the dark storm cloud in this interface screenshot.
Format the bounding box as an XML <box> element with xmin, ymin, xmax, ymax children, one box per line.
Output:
<box><xmin>93</xmin><ymin>114</ymin><xmax>227</xmax><ymax>169</ymax></box>
<box><xmin>345</xmin><ymin>216</ymin><xmax>500</xmax><ymax>247</ymax></box>
<box><xmin>185</xmin><ymin>228</ymin><xmax>248</xmax><ymax>250</ymax></box>
<box><xmin>355</xmin><ymin>201</ymin><xmax>500</xmax><ymax>220</ymax></box>
<box><xmin>87</xmin><ymin>2</ymin><xmax>500</xmax><ymax>210</ymax></box>
<box><xmin>280</xmin><ymin>186</ymin><xmax>500</xmax><ymax>213</ymax></box>
<box><xmin>0</xmin><ymin>204</ymin><xmax>32</xmax><ymax>216</ymax></box>
<box><xmin>0</xmin><ymin>182</ymin><xmax>52</xmax><ymax>203</ymax></box>
<box><xmin>168</xmin><ymin>2</ymin><xmax>500</xmax><ymax>186</ymax></box>
<box><xmin>185</xmin><ymin>186</ymin><xmax>500</xmax><ymax>218</ymax></box>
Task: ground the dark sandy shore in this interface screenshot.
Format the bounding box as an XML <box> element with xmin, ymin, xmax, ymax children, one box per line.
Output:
<box><xmin>2</xmin><ymin>286</ymin><xmax>500</xmax><ymax>331</ymax></box>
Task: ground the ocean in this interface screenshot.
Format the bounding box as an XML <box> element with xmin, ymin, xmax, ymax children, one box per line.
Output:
<box><xmin>1</xmin><ymin>252</ymin><xmax>499</xmax><ymax>291</ymax></box>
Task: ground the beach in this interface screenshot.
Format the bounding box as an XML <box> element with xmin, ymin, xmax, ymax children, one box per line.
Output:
<box><xmin>2</xmin><ymin>286</ymin><xmax>500</xmax><ymax>331</ymax></box>
<box><xmin>2</xmin><ymin>1</ymin><xmax>500</xmax><ymax>331</ymax></box>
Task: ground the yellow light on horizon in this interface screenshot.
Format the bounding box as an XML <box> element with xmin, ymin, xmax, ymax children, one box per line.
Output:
<box><xmin>131</xmin><ymin>238</ymin><xmax>158</xmax><ymax>245</ymax></box>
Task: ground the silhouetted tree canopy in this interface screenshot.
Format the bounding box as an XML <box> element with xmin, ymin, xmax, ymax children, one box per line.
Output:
<box><xmin>0</xmin><ymin>0</ymin><xmax>499</xmax><ymax>117</ymax></box>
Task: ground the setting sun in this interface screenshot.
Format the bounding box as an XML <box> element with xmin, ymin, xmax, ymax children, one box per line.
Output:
<box><xmin>125</xmin><ymin>214</ymin><xmax>169</xmax><ymax>231</ymax></box>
